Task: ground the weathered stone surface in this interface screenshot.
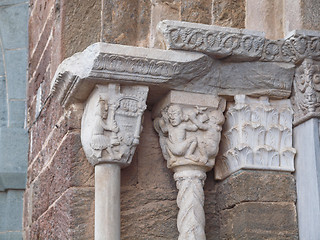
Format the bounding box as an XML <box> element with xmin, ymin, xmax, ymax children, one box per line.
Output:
<box><xmin>216</xmin><ymin>170</ymin><xmax>296</xmax><ymax>210</ymax></box>
<box><xmin>25</xmin><ymin>187</ymin><xmax>94</xmax><ymax>240</ymax></box>
<box><xmin>102</xmin><ymin>0</ymin><xmax>138</xmax><ymax>45</ymax></box>
<box><xmin>220</xmin><ymin>202</ymin><xmax>298</xmax><ymax>239</ymax></box>
<box><xmin>62</xmin><ymin>0</ymin><xmax>101</xmax><ymax>58</ymax></box>
<box><xmin>136</xmin><ymin>0</ymin><xmax>151</xmax><ymax>47</ymax></box>
<box><xmin>181</xmin><ymin>0</ymin><xmax>211</xmax><ymax>24</ymax></box>
<box><xmin>158</xmin><ymin>20</ymin><xmax>320</xmax><ymax>63</ymax></box>
<box><xmin>212</xmin><ymin>0</ymin><xmax>245</xmax><ymax>28</ymax></box>
<box><xmin>246</xmin><ymin>0</ymin><xmax>284</xmax><ymax>39</ymax></box>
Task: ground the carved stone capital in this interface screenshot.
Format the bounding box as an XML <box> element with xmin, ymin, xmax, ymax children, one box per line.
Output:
<box><xmin>292</xmin><ymin>59</ymin><xmax>320</xmax><ymax>125</ymax></box>
<box><xmin>215</xmin><ymin>95</ymin><xmax>296</xmax><ymax>180</ymax></box>
<box><xmin>153</xmin><ymin>90</ymin><xmax>226</xmax><ymax>172</ymax></box>
<box><xmin>81</xmin><ymin>84</ymin><xmax>148</xmax><ymax>167</ymax></box>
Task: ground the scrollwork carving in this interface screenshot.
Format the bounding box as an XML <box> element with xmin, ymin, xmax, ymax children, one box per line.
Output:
<box><xmin>81</xmin><ymin>84</ymin><xmax>148</xmax><ymax>167</ymax></box>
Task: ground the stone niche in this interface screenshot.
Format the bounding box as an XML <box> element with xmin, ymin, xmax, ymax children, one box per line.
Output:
<box><xmin>47</xmin><ymin>20</ymin><xmax>320</xmax><ymax>239</ymax></box>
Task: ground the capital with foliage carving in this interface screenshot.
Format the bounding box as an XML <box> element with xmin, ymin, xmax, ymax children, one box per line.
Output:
<box><xmin>292</xmin><ymin>59</ymin><xmax>320</xmax><ymax>125</ymax></box>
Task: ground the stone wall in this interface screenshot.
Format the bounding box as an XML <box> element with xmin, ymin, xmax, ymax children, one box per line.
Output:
<box><xmin>0</xmin><ymin>0</ymin><xmax>28</xmax><ymax>239</ymax></box>
<box><xmin>23</xmin><ymin>0</ymin><xmax>314</xmax><ymax>239</ymax></box>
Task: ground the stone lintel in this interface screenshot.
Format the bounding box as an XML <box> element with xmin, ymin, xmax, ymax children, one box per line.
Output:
<box><xmin>157</xmin><ymin>20</ymin><xmax>320</xmax><ymax>63</ymax></box>
<box><xmin>50</xmin><ymin>42</ymin><xmax>295</xmax><ymax>109</ymax></box>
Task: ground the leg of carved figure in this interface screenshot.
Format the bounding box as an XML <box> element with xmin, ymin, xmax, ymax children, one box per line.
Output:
<box><xmin>174</xmin><ymin>168</ymin><xmax>206</xmax><ymax>240</ymax></box>
<box><xmin>95</xmin><ymin>164</ymin><xmax>121</xmax><ymax>240</ymax></box>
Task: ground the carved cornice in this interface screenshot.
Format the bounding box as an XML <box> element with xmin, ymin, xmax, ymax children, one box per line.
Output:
<box><xmin>292</xmin><ymin>59</ymin><xmax>320</xmax><ymax>125</ymax></box>
<box><xmin>81</xmin><ymin>84</ymin><xmax>148</xmax><ymax>167</ymax></box>
<box><xmin>50</xmin><ymin>43</ymin><xmax>212</xmax><ymax>107</ymax></box>
<box><xmin>215</xmin><ymin>95</ymin><xmax>296</xmax><ymax>180</ymax></box>
<box><xmin>158</xmin><ymin>20</ymin><xmax>320</xmax><ymax>63</ymax></box>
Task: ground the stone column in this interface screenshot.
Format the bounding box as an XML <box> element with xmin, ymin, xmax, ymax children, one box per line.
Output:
<box><xmin>153</xmin><ymin>90</ymin><xmax>226</xmax><ymax>239</ymax></box>
<box><xmin>215</xmin><ymin>95</ymin><xmax>298</xmax><ymax>239</ymax></box>
<box><xmin>292</xmin><ymin>59</ymin><xmax>320</xmax><ymax>239</ymax></box>
<box><xmin>81</xmin><ymin>84</ymin><xmax>148</xmax><ymax>240</ymax></box>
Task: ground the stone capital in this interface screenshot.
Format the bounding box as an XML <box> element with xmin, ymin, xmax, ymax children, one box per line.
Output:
<box><xmin>153</xmin><ymin>90</ymin><xmax>226</xmax><ymax>172</ymax></box>
<box><xmin>292</xmin><ymin>59</ymin><xmax>320</xmax><ymax>125</ymax></box>
<box><xmin>81</xmin><ymin>84</ymin><xmax>148</xmax><ymax>167</ymax></box>
<box><xmin>215</xmin><ymin>95</ymin><xmax>296</xmax><ymax>180</ymax></box>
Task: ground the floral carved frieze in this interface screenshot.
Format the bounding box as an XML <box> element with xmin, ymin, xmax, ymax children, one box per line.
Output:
<box><xmin>215</xmin><ymin>95</ymin><xmax>296</xmax><ymax>180</ymax></box>
<box><xmin>81</xmin><ymin>84</ymin><xmax>148</xmax><ymax>166</ymax></box>
<box><xmin>158</xmin><ymin>20</ymin><xmax>320</xmax><ymax>63</ymax></box>
<box><xmin>292</xmin><ymin>59</ymin><xmax>320</xmax><ymax>125</ymax></box>
<box><xmin>153</xmin><ymin>91</ymin><xmax>225</xmax><ymax>240</ymax></box>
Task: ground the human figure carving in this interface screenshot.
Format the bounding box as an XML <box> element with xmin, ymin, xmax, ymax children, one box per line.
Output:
<box><xmin>90</xmin><ymin>98</ymin><xmax>120</xmax><ymax>159</ymax></box>
<box><xmin>156</xmin><ymin>105</ymin><xmax>210</xmax><ymax>162</ymax></box>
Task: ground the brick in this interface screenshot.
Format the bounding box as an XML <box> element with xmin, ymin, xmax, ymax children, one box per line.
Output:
<box><xmin>216</xmin><ymin>170</ymin><xmax>297</xmax><ymax>210</ymax></box>
<box><xmin>220</xmin><ymin>202</ymin><xmax>298</xmax><ymax>239</ymax></box>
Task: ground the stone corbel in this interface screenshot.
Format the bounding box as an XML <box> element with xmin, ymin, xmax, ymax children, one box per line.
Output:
<box><xmin>153</xmin><ymin>90</ymin><xmax>226</xmax><ymax>239</ymax></box>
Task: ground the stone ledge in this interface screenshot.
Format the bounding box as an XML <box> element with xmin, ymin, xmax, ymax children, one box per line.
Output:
<box><xmin>157</xmin><ymin>20</ymin><xmax>320</xmax><ymax>64</ymax></box>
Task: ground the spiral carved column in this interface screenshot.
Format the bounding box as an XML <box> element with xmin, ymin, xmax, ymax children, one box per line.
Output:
<box><xmin>153</xmin><ymin>90</ymin><xmax>226</xmax><ymax>239</ymax></box>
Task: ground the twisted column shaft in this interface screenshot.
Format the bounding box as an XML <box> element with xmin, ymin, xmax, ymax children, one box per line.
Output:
<box><xmin>174</xmin><ymin>169</ymin><xmax>207</xmax><ymax>240</ymax></box>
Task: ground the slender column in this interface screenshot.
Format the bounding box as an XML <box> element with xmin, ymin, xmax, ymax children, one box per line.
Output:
<box><xmin>81</xmin><ymin>84</ymin><xmax>148</xmax><ymax>240</ymax></box>
<box><xmin>95</xmin><ymin>164</ymin><xmax>121</xmax><ymax>240</ymax></box>
<box><xmin>292</xmin><ymin>59</ymin><xmax>320</xmax><ymax>239</ymax></box>
<box><xmin>153</xmin><ymin>90</ymin><xmax>226</xmax><ymax>239</ymax></box>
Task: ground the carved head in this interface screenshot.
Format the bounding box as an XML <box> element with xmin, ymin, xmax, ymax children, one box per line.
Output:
<box><xmin>167</xmin><ymin>105</ymin><xmax>183</xmax><ymax>126</ymax></box>
<box><xmin>97</xmin><ymin>97</ymin><xmax>109</xmax><ymax>119</ymax></box>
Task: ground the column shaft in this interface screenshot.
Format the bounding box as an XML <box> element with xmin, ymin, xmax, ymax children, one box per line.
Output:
<box><xmin>95</xmin><ymin>164</ymin><xmax>121</xmax><ymax>240</ymax></box>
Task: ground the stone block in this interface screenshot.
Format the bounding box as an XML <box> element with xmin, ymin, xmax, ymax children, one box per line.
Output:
<box><xmin>102</xmin><ymin>0</ymin><xmax>138</xmax><ymax>46</ymax></box>
<box><xmin>212</xmin><ymin>0</ymin><xmax>245</xmax><ymax>28</ymax></box>
<box><xmin>27</xmin><ymin>187</ymin><xmax>94</xmax><ymax>240</ymax></box>
<box><xmin>220</xmin><ymin>202</ymin><xmax>298</xmax><ymax>239</ymax></box>
<box><xmin>5</xmin><ymin>49</ymin><xmax>27</xmax><ymax>99</ymax></box>
<box><xmin>136</xmin><ymin>0</ymin><xmax>151</xmax><ymax>47</ymax></box>
<box><xmin>0</xmin><ymin>0</ymin><xmax>27</xmax><ymax>6</ymax></box>
<box><xmin>0</xmin><ymin>127</ymin><xmax>27</xmax><ymax>191</ymax></box>
<box><xmin>181</xmin><ymin>0</ymin><xmax>212</xmax><ymax>24</ymax></box>
<box><xmin>0</xmin><ymin>3</ymin><xmax>28</xmax><ymax>49</ymax></box>
<box><xmin>0</xmin><ymin>76</ymin><xmax>7</xmax><ymax>127</ymax></box>
<box><xmin>62</xmin><ymin>0</ymin><xmax>101</xmax><ymax>58</ymax></box>
<box><xmin>216</xmin><ymin>170</ymin><xmax>296</xmax><ymax>210</ymax></box>
<box><xmin>9</xmin><ymin>100</ymin><xmax>25</xmax><ymax>128</ymax></box>
<box><xmin>0</xmin><ymin>190</ymin><xmax>24</xmax><ymax>232</ymax></box>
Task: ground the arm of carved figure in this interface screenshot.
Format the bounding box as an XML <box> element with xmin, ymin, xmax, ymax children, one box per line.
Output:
<box><xmin>154</xmin><ymin>117</ymin><xmax>169</xmax><ymax>136</ymax></box>
<box><xmin>188</xmin><ymin>113</ymin><xmax>209</xmax><ymax>131</ymax></box>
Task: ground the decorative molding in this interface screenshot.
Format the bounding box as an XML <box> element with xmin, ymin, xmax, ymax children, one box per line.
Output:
<box><xmin>158</xmin><ymin>20</ymin><xmax>320</xmax><ymax>63</ymax></box>
<box><xmin>49</xmin><ymin>43</ymin><xmax>212</xmax><ymax>107</ymax></box>
<box><xmin>292</xmin><ymin>59</ymin><xmax>320</xmax><ymax>125</ymax></box>
<box><xmin>81</xmin><ymin>84</ymin><xmax>148</xmax><ymax>167</ymax></box>
<box><xmin>153</xmin><ymin>90</ymin><xmax>225</xmax><ymax>239</ymax></box>
<box><xmin>215</xmin><ymin>95</ymin><xmax>296</xmax><ymax>180</ymax></box>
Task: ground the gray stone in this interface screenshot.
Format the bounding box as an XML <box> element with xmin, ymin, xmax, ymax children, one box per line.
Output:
<box><xmin>0</xmin><ymin>190</ymin><xmax>24</xmax><ymax>234</ymax></box>
<box><xmin>0</xmin><ymin>3</ymin><xmax>28</xmax><ymax>49</ymax></box>
<box><xmin>0</xmin><ymin>76</ymin><xmax>7</xmax><ymax>127</ymax></box>
<box><xmin>9</xmin><ymin>100</ymin><xmax>25</xmax><ymax>128</ymax></box>
<box><xmin>0</xmin><ymin>127</ymin><xmax>27</xmax><ymax>190</ymax></box>
<box><xmin>294</xmin><ymin>118</ymin><xmax>320</xmax><ymax>240</ymax></box>
<box><xmin>5</xmin><ymin>48</ymin><xmax>27</xmax><ymax>99</ymax></box>
<box><xmin>0</xmin><ymin>0</ymin><xmax>27</xmax><ymax>6</ymax></box>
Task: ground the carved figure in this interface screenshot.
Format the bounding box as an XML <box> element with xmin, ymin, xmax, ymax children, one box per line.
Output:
<box><xmin>155</xmin><ymin>104</ymin><xmax>224</xmax><ymax>166</ymax></box>
<box><xmin>90</xmin><ymin>98</ymin><xmax>120</xmax><ymax>159</ymax></box>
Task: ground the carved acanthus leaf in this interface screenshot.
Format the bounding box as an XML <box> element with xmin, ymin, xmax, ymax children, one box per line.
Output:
<box><xmin>215</xmin><ymin>95</ymin><xmax>295</xmax><ymax>180</ymax></box>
